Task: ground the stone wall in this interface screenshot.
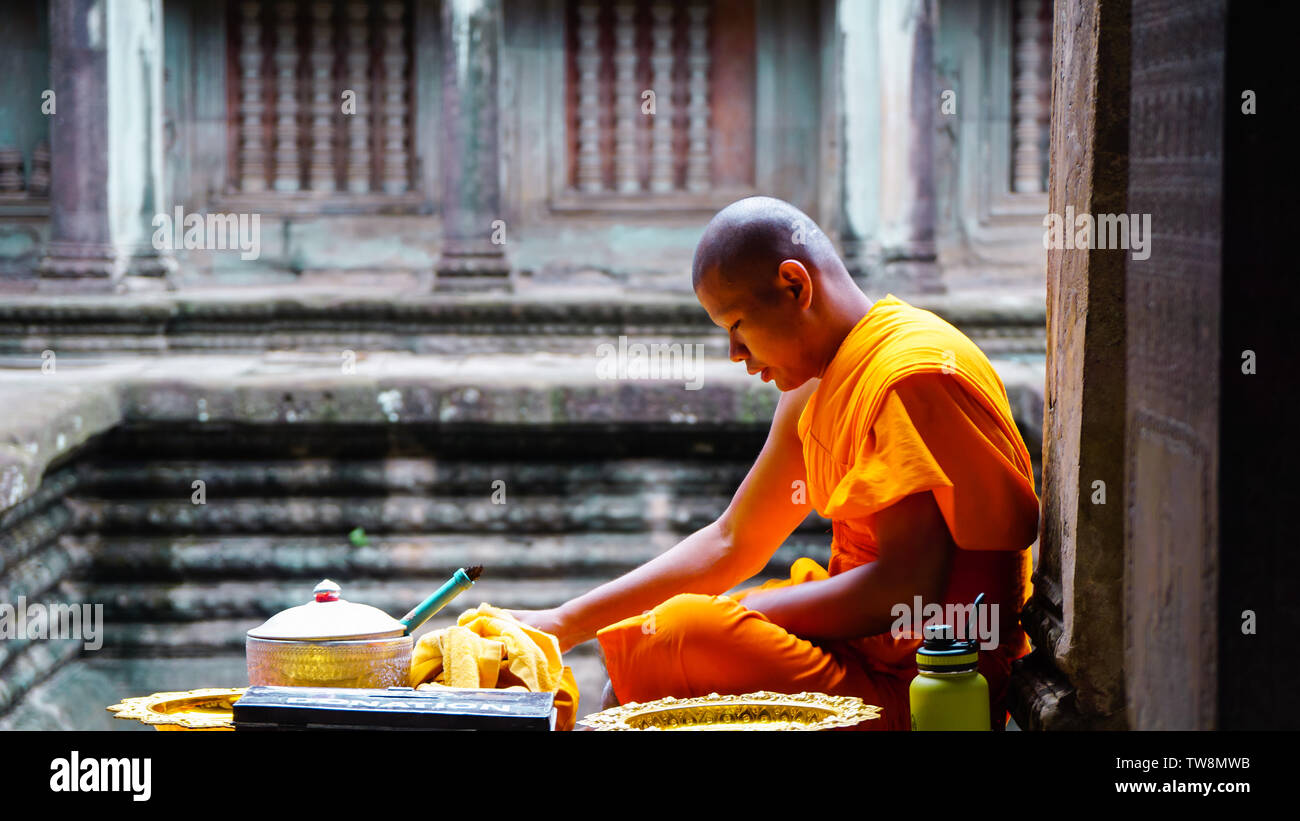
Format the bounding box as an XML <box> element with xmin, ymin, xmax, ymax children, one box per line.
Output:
<box><xmin>1122</xmin><ymin>0</ymin><xmax>1223</xmax><ymax>731</ymax></box>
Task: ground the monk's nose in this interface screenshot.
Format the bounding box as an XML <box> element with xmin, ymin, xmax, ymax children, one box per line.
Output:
<box><xmin>729</xmin><ymin>336</ymin><xmax>747</xmax><ymax>362</ymax></box>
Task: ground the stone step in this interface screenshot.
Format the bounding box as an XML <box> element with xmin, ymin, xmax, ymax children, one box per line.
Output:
<box><xmin>79</xmin><ymin>533</ymin><xmax>833</xmax><ymax>581</ymax></box>
<box><xmin>77</xmin><ymin>574</ymin><xmax>775</xmax><ymax>623</ymax></box>
<box><xmin>0</xmin><ymin>545</ymin><xmax>89</xmax><ymax>607</ymax></box>
<box><xmin>0</xmin><ymin>501</ymin><xmax>75</xmax><ymax>577</ymax></box>
<box><xmin>0</xmin><ymin>582</ymin><xmax>92</xmax><ymax>674</ymax></box>
<box><xmin>79</xmin><ymin>577</ymin><xmax>615</xmax><ymax>624</ymax></box>
<box><xmin>0</xmin><ymin>289</ymin><xmax>1047</xmax><ymax>357</ymax></box>
<box><xmin>0</xmin><ymin>636</ymin><xmax>83</xmax><ymax>717</ymax></box>
<box><xmin>70</xmin><ymin>494</ymin><xmax>833</xmax><ymax>537</ymax></box>
<box><xmin>75</xmin><ymin>457</ymin><xmax>751</xmax><ymax>497</ymax></box>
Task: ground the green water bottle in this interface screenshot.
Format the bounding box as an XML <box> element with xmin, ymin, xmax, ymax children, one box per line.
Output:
<box><xmin>909</xmin><ymin>593</ymin><xmax>990</xmax><ymax>731</ymax></box>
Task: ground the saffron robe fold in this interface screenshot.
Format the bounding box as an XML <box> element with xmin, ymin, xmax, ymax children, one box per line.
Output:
<box><xmin>595</xmin><ymin>295</ymin><xmax>1039</xmax><ymax>730</ymax></box>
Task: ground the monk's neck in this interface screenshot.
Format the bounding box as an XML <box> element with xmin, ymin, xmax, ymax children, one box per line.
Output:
<box><xmin>815</xmin><ymin>293</ymin><xmax>876</xmax><ymax>379</ymax></box>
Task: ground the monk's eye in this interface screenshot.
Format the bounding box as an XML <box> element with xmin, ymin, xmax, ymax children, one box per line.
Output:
<box><xmin>729</xmin><ymin>320</ymin><xmax>740</xmax><ymax>333</ymax></box>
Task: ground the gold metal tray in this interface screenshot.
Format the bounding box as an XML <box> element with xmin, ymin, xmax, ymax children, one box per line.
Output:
<box><xmin>578</xmin><ymin>690</ymin><xmax>881</xmax><ymax>730</ymax></box>
<box><xmin>107</xmin><ymin>688</ymin><xmax>245</xmax><ymax>731</ymax></box>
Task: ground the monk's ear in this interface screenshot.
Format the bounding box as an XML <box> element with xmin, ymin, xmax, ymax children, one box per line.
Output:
<box><xmin>777</xmin><ymin>259</ymin><xmax>813</xmax><ymax>309</ymax></box>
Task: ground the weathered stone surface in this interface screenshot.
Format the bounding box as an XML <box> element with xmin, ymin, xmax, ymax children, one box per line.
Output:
<box><xmin>0</xmin><ymin>376</ymin><xmax>121</xmax><ymax>515</ymax></box>
<box><xmin>1122</xmin><ymin>0</ymin><xmax>1224</xmax><ymax>731</ymax></box>
<box><xmin>1</xmin><ymin>656</ymin><xmax>250</xmax><ymax>731</ymax></box>
<box><xmin>0</xmin><ymin>613</ymin><xmax>85</xmax><ymax>716</ymax></box>
<box><xmin>1008</xmin><ymin>650</ymin><xmax>1124</xmax><ymax>732</ymax></box>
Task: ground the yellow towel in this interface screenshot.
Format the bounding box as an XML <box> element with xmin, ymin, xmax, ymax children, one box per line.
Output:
<box><xmin>410</xmin><ymin>603</ymin><xmax>580</xmax><ymax>731</ymax></box>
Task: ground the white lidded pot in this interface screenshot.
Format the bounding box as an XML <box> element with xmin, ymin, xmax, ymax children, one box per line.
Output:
<box><xmin>246</xmin><ymin>580</ymin><xmax>413</xmax><ymax>689</ymax></box>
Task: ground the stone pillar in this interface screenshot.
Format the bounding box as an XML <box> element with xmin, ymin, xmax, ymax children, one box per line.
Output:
<box><xmin>837</xmin><ymin>0</ymin><xmax>881</xmax><ymax>286</ymax></box>
<box><xmin>1013</xmin><ymin>0</ymin><xmax>1131</xmax><ymax>731</ymax></box>
<box><xmin>875</xmin><ymin>0</ymin><xmax>943</xmax><ymax>294</ymax></box>
<box><xmin>434</xmin><ymin>0</ymin><xmax>510</xmax><ymax>292</ymax></box>
<box><xmin>38</xmin><ymin>0</ymin><xmax>174</xmax><ymax>291</ymax></box>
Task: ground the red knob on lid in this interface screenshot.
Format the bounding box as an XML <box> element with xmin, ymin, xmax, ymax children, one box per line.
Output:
<box><xmin>313</xmin><ymin>579</ymin><xmax>341</xmax><ymax>603</ymax></box>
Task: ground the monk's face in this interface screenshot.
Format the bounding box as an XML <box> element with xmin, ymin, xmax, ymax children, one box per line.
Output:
<box><xmin>695</xmin><ymin>262</ymin><xmax>820</xmax><ymax>391</ymax></box>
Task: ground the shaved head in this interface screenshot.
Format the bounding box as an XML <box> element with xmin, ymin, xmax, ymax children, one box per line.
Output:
<box><xmin>690</xmin><ymin>196</ymin><xmax>873</xmax><ymax>392</ymax></box>
<box><xmin>691</xmin><ymin>196</ymin><xmax>848</xmax><ymax>292</ymax></box>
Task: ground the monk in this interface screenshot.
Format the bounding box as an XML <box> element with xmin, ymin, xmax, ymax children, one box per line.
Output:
<box><xmin>509</xmin><ymin>196</ymin><xmax>1039</xmax><ymax>730</ymax></box>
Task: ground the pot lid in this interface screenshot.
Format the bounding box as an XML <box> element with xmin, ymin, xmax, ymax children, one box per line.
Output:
<box><xmin>247</xmin><ymin>580</ymin><xmax>407</xmax><ymax>641</ymax></box>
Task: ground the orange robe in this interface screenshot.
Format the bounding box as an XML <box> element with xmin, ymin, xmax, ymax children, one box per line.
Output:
<box><xmin>595</xmin><ymin>295</ymin><xmax>1039</xmax><ymax>730</ymax></box>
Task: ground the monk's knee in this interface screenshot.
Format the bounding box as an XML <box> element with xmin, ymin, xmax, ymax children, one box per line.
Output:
<box><xmin>648</xmin><ymin>593</ymin><xmax>745</xmax><ymax>651</ymax></box>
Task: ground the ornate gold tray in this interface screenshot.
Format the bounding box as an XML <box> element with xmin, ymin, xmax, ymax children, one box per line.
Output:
<box><xmin>107</xmin><ymin>688</ymin><xmax>245</xmax><ymax>731</ymax></box>
<box><xmin>578</xmin><ymin>690</ymin><xmax>881</xmax><ymax>731</ymax></box>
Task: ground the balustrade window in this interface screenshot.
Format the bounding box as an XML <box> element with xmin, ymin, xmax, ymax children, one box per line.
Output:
<box><xmin>227</xmin><ymin>0</ymin><xmax>415</xmax><ymax>196</ymax></box>
<box><xmin>565</xmin><ymin>0</ymin><xmax>755</xmax><ymax>198</ymax></box>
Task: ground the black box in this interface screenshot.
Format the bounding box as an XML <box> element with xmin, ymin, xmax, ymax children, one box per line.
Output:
<box><xmin>233</xmin><ymin>685</ymin><xmax>557</xmax><ymax>731</ymax></box>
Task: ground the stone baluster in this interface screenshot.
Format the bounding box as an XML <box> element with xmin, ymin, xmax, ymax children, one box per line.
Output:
<box><xmin>345</xmin><ymin>2</ymin><xmax>371</xmax><ymax>193</ymax></box>
<box><xmin>647</xmin><ymin>2</ymin><xmax>675</xmax><ymax>192</ymax></box>
<box><xmin>307</xmin><ymin>2</ymin><xmax>335</xmax><ymax>192</ymax></box>
<box><xmin>29</xmin><ymin>141</ymin><xmax>51</xmax><ymax>196</ymax></box>
<box><xmin>684</xmin><ymin>1</ymin><xmax>711</xmax><ymax>192</ymax></box>
<box><xmin>380</xmin><ymin>1</ymin><xmax>409</xmax><ymax>194</ymax></box>
<box><xmin>574</xmin><ymin>2</ymin><xmax>603</xmax><ymax>192</ymax></box>
<box><xmin>0</xmin><ymin>147</ymin><xmax>22</xmax><ymax>193</ymax></box>
<box><xmin>273</xmin><ymin>1</ymin><xmax>301</xmax><ymax>191</ymax></box>
<box><xmin>239</xmin><ymin>1</ymin><xmax>266</xmax><ymax>192</ymax></box>
<box><xmin>612</xmin><ymin>2</ymin><xmax>640</xmax><ymax>193</ymax></box>
<box><xmin>1013</xmin><ymin>0</ymin><xmax>1045</xmax><ymax>193</ymax></box>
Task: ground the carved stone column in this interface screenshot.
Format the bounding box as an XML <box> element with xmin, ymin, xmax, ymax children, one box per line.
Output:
<box><xmin>876</xmin><ymin>0</ymin><xmax>943</xmax><ymax>294</ymax></box>
<box><xmin>435</xmin><ymin>0</ymin><xmax>510</xmax><ymax>291</ymax></box>
<box><xmin>38</xmin><ymin>0</ymin><xmax>174</xmax><ymax>291</ymax></box>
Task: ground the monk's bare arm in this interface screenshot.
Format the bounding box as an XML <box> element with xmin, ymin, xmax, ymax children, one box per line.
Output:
<box><xmin>525</xmin><ymin>380</ymin><xmax>818</xmax><ymax>652</ymax></box>
<box><xmin>739</xmin><ymin>490</ymin><xmax>956</xmax><ymax>641</ymax></box>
